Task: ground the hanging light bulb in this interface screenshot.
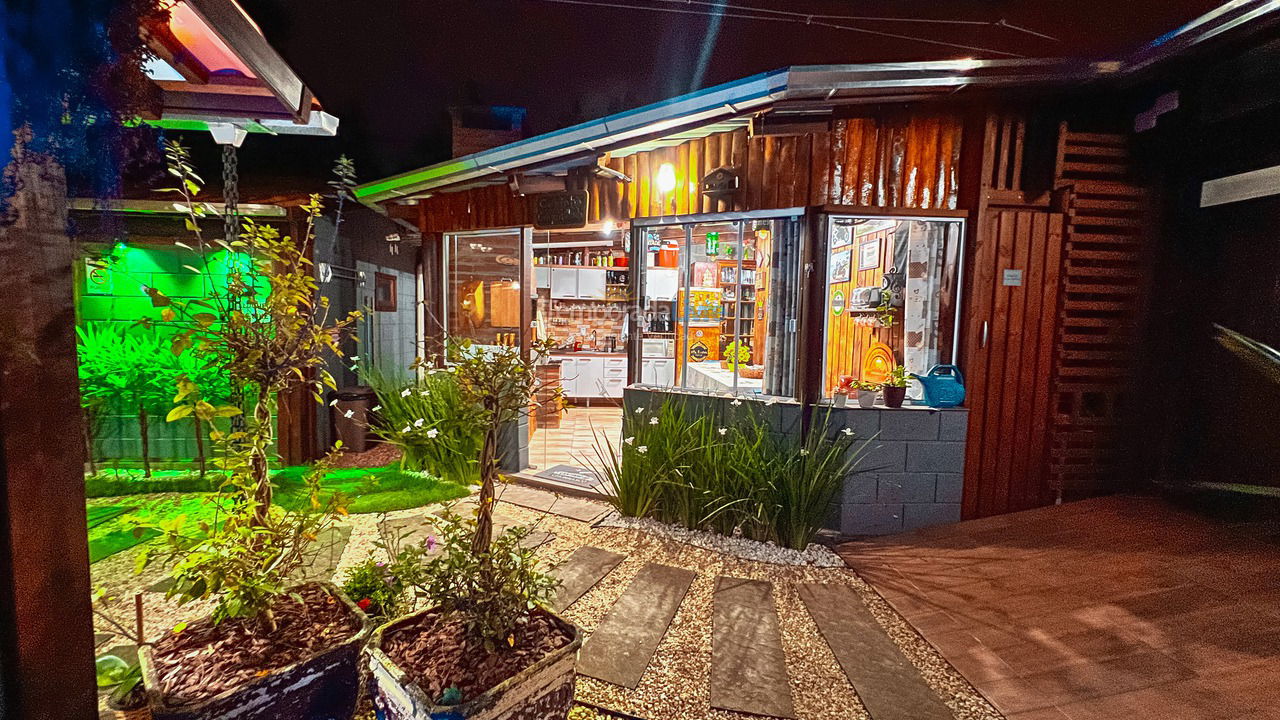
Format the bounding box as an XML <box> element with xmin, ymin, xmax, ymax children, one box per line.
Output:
<box><xmin>600</xmin><ymin>219</ymin><xmax>616</xmax><ymax>237</ymax></box>
<box><xmin>655</xmin><ymin>163</ymin><xmax>677</xmax><ymax>195</ymax></box>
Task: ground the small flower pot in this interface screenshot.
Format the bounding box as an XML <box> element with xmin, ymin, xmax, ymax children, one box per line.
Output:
<box><xmin>882</xmin><ymin>386</ymin><xmax>907</xmax><ymax>408</ymax></box>
<box><xmin>832</xmin><ymin>393</ymin><xmax>848</xmax><ymax>408</ymax></box>
<box><xmin>856</xmin><ymin>390</ymin><xmax>877</xmax><ymax>409</ymax></box>
<box><xmin>138</xmin><ymin>583</ymin><xmax>371</xmax><ymax>720</ymax></box>
<box><xmin>366</xmin><ymin>608</ymin><xmax>583</xmax><ymax>720</ymax></box>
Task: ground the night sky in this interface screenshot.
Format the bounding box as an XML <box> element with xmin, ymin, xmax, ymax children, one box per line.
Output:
<box><xmin>200</xmin><ymin>0</ymin><xmax>1220</xmax><ymax>196</ymax></box>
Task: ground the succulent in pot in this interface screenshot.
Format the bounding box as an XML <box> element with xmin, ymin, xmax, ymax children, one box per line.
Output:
<box><xmin>882</xmin><ymin>365</ymin><xmax>909</xmax><ymax>408</ymax></box>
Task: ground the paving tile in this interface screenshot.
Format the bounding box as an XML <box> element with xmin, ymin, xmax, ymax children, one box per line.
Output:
<box><xmin>976</xmin><ymin>650</ymin><xmax>1193</xmax><ymax>715</ymax></box>
<box><xmin>797</xmin><ymin>583</ymin><xmax>952</xmax><ymax>720</ymax></box>
<box><xmin>578</xmin><ymin>563</ymin><xmax>696</xmax><ymax>688</ymax></box>
<box><xmin>550</xmin><ymin>546</ymin><xmax>624</xmax><ymax>613</ymax></box>
<box><xmin>710</xmin><ymin>578</ymin><xmax>794</xmax><ymax>718</ymax></box>
<box><xmin>498</xmin><ymin>483</ymin><xmax>608</xmax><ymax>523</ymax></box>
<box><xmin>293</xmin><ymin>525</ymin><xmax>353</xmax><ymax>582</ymax></box>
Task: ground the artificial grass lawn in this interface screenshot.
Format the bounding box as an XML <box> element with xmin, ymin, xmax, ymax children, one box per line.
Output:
<box><xmin>271</xmin><ymin>465</ymin><xmax>469</xmax><ymax>514</ymax></box>
<box><xmin>85</xmin><ymin>465</ymin><xmax>470</xmax><ymax>563</ymax></box>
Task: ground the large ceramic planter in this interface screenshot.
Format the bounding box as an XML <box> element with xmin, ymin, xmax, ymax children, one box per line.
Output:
<box><xmin>138</xmin><ymin>583</ymin><xmax>371</xmax><ymax>720</ymax></box>
<box><xmin>366</xmin><ymin>608</ymin><xmax>583</xmax><ymax>720</ymax></box>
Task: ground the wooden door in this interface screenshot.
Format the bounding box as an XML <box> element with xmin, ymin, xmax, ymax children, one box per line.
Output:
<box><xmin>961</xmin><ymin>209</ymin><xmax>1066</xmax><ymax>518</ymax></box>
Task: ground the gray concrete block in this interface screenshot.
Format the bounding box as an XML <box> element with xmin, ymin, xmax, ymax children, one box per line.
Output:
<box><xmin>861</xmin><ymin>440</ymin><xmax>906</xmax><ymax>473</ymax></box>
<box><xmin>843</xmin><ymin>473</ymin><xmax>877</xmax><ymax>504</ymax></box>
<box><xmin>875</xmin><ymin>474</ymin><xmax>902</xmax><ymax>503</ymax></box>
<box><xmin>823</xmin><ymin>502</ymin><xmax>842</xmax><ymax>531</ymax></box>
<box><xmin>773</xmin><ymin>402</ymin><xmax>803</xmax><ymax>435</ymax></box>
<box><xmin>879</xmin><ymin>410</ymin><xmax>941</xmax><ymax>441</ymax></box>
<box><xmin>841</xmin><ymin>503</ymin><xmax>904</xmax><ymax>536</ymax></box>
<box><xmin>902</xmin><ymin>503</ymin><xmax>961</xmax><ymax>531</ymax></box>
<box><xmin>901</xmin><ymin>473</ymin><xmax>939</xmax><ymax>503</ymax></box>
<box><xmin>827</xmin><ymin>407</ymin><xmax>879</xmax><ymax>442</ymax></box>
<box><xmin>935</xmin><ymin>473</ymin><xmax>964</xmax><ymax>503</ymax></box>
<box><xmin>939</xmin><ymin>411</ymin><xmax>969</xmax><ymax>442</ymax></box>
<box><xmin>905</xmin><ymin>442</ymin><xmax>966</xmax><ymax>473</ymax></box>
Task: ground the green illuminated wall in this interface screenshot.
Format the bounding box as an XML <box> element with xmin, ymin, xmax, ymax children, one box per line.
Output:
<box><xmin>77</xmin><ymin>242</ymin><xmax>273</xmax><ymax>465</ymax></box>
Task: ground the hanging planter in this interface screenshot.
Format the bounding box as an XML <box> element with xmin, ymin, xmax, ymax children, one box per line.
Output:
<box><xmin>366</xmin><ymin>608</ymin><xmax>582</xmax><ymax>720</ymax></box>
<box><xmin>138</xmin><ymin>584</ymin><xmax>371</xmax><ymax>720</ymax></box>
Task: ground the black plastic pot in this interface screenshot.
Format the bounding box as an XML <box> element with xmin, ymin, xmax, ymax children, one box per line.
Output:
<box><xmin>882</xmin><ymin>386</ymin><xmax>907</xmax><ymax>408</ymax></box>
<box><xmin>138</xmin><ymin>583</ymin><xmax>371</xmax><ymax>720</ymax></box>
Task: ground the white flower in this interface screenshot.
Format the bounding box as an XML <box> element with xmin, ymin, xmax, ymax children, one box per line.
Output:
<box><xmin>842</xmin><ymin>427</ymin><xmax>854</xmax><ymax>436</ymax></box>
<box><xmin>329</xmin><ymin>398</ymin><xmax>339</xmax><ymax>406</ymax></box>
<box><xmin>349</xmin><ymin>364</ymin><xmax>359</xmax><ymax>372</ymax></box>
<box><xmin>413</xmin><ymin>418</ymin><xmax>425</xmax><ymax>427</ymax></box>
<box><xmin>623</xmin><ymin>436</ymin><xmax>635</xmax><ymax>445</ymax></box>
<box><xmin>400</xmin><ymin>388</ymin><xmax>411</xmax><ymax>397</ymax></box>
<box><xmin>800</xmin><ymin>448</ymin><xmax>810</xmax><ymax>456</ymax></box>
<box><xmin>419</xmin><ymin>389</ymin><xmax>429</xmax><ymax>396</ymax></box>
<box><xmin>343</xmin><ymin>409</ymin><xmax>354</xmax><ymax>419</ymax></box>
<box><xmin>649</xmin><ymin>416</ymin><xmax>659</xmax><ymax>425</ymax></box>
<box><xmin>717</xmin><ymin>427</ymin><xmax>727</xmax><ymax>436</ymax></box>
<box><xmin>634</xmin><ymin>406</ymin><xmax>645</xmax><ymax>414</ymax></box>
<box><xmin>372</xmin><ymin>405</ymin><xmax>382</xmax><ymax>412</ymax></box>
<box><xmin>426</xmin><ymin>428</ymin><xmax>439</xmax><ymax>439</ymax></box>
<box><xmin>350</xmin><ymin>355</ymin><xmax>360</xmax><ymax>361</ymax></box>
<box><xmin>636</xmin><ymin>445</ymin><xmax>648</xmax><ymax>454</ymax></box>
<box><xmin>730</xmin><ymin>398</ymin><xmax>742</xmax><ymax>407</ymax></box>
<box><xmin>400</xmin><ymin>424</ymin><xmax>411</xmax><ymax>433</ymax></box>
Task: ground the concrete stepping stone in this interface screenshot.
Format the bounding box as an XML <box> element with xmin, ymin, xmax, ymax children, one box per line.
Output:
<box><xmin>294</xmin><ymin>525</ymin><xmax>352</xmax><ymax>582</ymax></box>
<box><xmin>797</xmin><ymin>583</ymin><xmax>952</xmax><ymax>720</ymax></box>
<box><xmin>711</xmin><ymin>578</ymin><xmax>795</xmax><ymax>718</ymax></box>
<box><xmin>551</xmin><ymin>546</ymin><xmax>625</xmax><ymax>613</ymax></box>
<box><xmin>579</xmin><ymin>563</ymin><xmax>696</xmax><ymax>688</ymax></box>
<box><xmin>498</xmin><ymin>483</ymin><xmax>608</xmax><ymax>523</ymax></box>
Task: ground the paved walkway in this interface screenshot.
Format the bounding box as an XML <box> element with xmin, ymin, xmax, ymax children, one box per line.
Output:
<box><xmin>837</xmin><ymin>495</ymin><xmax>1280</xmax><ymax>720</ymax></box>
<box><xmin>556</xmin><ymin>547</ymin><xmax>957</xmax><ymax>720</ymax></box>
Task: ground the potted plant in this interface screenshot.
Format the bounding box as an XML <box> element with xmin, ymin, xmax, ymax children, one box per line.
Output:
<box><xmin>833</xmin><ymin>375</ymin><xmax>855</xmax><ymax>407</ymax></box>
<box><xmin>132</xmin><ymin>141</ymin><xmax>368</xmax><ymax>720</ymax></box>
<box><xmin>720</xmin><ymin>339</ymin><xmax>751</xmax><ymax>371</ymax></box>
<box><xmin>855</xmin><ymin>380</ymin><xmax>881</xmax><ymax>409</ymax></box>
<box><xmin>883</xmin><ymin>365</ymin><xmax>909</xmax><ymax>408</ymax></box>
<box><xmin>364</xmin><ymin>510</ymin><xmax>577</xmax><ymax>720</ymax></box>
<box><xmin>364</xmin><ymin>338</ymin><xmax>580</xmax><ymax>720</ymax></box>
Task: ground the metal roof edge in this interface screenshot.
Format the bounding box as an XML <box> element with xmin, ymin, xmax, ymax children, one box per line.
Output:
<box><xmin>355</xmin><ymin>0</ymin><xmax>1280</xmax><ymax>204</ymax></box>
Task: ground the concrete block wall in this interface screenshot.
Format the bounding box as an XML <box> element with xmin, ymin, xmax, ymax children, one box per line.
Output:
<box><xmin>621</xmin><ymin>387</ymin><xmax>968</xmax><ymax>536</ymax></box>
<box><xmin>829</xmin><ymin>405</ymin><xmax>967</xmax><ymax>535</ymax></box>
<box><xmin>357</xmin><ymin>262</ymin><xmax>419</xmax><ymax>373</ymax></box>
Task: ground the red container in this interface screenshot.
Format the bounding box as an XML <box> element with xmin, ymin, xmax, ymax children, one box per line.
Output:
<box><xmin>657</xmin><ymin>245</ymin><xmax>678</xmax><ymax>268</ymax></box>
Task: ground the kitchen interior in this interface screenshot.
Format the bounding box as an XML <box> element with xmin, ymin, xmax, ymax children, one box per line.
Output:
<box><xmin>529</xmin><ymin>223</ymin><xmax>629</xmax><ymax>474</ymax></box>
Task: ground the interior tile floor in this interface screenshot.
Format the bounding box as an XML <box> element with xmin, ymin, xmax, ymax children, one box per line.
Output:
<box><xmin>837</xmin><ymin>495</ymin><xmax>1280</xmax><ymax>720</ymax></box>
<box><xmin>529</xmin><ymin>405</ymin><xmax>623</xmax><ymax>472</ymax></box>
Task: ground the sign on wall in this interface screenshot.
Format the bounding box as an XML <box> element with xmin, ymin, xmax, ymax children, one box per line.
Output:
<box><xmin>533</xmin><ymin>190</ymin><xmax>589</xmax><ymax>229</ymax></box>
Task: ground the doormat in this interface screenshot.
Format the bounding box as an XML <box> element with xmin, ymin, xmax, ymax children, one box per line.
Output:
<box><xmin>536</xmin><ymin>464</ymin><xmax>599</xmax><ymax>488</ymax></box>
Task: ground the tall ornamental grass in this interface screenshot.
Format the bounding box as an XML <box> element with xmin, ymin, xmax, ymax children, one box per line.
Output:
<box><xmin>590</xmin><ymin>398</ymin><xmax>871</xmax><ymax>550</ymax></box>
<box><xmin>363</xmin><ymin>365</ymin><xmax>487</xmax><ymax>486</ymax></box>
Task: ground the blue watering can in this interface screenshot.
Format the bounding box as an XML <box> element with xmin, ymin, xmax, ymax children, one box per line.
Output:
<box><xmin>910</xmin><ymin>365</ymin><xmax>966</xmax><ymax>408</ymax></box>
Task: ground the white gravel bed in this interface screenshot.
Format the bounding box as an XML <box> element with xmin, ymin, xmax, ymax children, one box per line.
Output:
<box><xmin>594</xmin><ymin>512</ymin><xmax>845</xmax><ymax>568</ymax></box>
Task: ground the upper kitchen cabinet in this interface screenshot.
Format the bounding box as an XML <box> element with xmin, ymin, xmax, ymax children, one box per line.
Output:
<box><xmin>576</xmin><ymin>268</ymin><xmax>607</xmax><ymax>299</ymax></box>
<box><xmin>646</xmin><ymin>267</ymin><xmax>678</xmax><ymax>301</ymax></box>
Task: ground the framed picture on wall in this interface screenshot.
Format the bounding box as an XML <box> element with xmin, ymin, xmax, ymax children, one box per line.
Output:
<box><xmin>374</xmin><ymin>272</ymin><xmax>397</xmax><ymax>312</ymax></box>
<box><xmin>830</xmin><ymin>249</ymin><xmax>852</xmax><ymax>283</ymax></box>
<box><xmin>858</xmin><ymin>238</ymin><xmax>881</xmax><ymax>270</ymax></box>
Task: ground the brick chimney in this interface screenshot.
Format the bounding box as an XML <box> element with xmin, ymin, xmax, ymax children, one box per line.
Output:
<box><xmin>448</xmin><ymin>105</ymin><xmax>526</xmax><ymax>158</ymax></box>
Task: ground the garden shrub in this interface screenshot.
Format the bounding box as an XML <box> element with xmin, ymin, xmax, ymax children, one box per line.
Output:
<box><xmin>363</xmin><ymin>365</ymin><xmax>487</xmax><ymax>486</ymax></box>
<box><xmin>591</xmin><ymin>398</ymin><xmax>871</xmax><ymax>549</ymax></box>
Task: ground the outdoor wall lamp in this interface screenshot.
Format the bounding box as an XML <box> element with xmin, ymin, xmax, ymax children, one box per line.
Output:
<box><xmin>655</xmin><ymin>163</ymin><xmax>677</xmax><ymax>195</ymax></box>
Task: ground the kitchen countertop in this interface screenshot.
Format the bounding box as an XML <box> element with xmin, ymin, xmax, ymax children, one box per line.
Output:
<box><xmin>547</xmin><ymin>351</ymin><xmax>628</xmax><ymax>357</ymax></box>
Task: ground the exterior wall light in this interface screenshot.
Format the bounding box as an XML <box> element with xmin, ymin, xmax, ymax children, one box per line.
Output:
<box><xmin>655</xmin><ymin>163</ymin><xmax>677</xmax><ymax>195</ymax></box>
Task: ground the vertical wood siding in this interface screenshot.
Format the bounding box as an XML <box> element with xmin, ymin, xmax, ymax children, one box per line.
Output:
<box><xmin>416</xmin><ymin>111</ymin><xmax>964</xmax><ymax>233</ymax></box>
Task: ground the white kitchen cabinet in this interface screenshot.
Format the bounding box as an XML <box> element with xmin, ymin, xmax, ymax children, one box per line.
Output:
<box><xmin>601</xmin><ymin>377</ymin><xmax>626</xmax><ymax>398</ymax></box>
<box><xmin>535</xmin><ymin>266</ymin><xmax>551</xmax><ymax>290</ymax></box>
<box><xmin>549</xmin><ymin>269</ymin><xmax>578</xmax><ymax>299</ymax></box>
<box><xmin>570</xmin><ymin>356</ymin><xmax>602</xmax><ymax>396</ymax></box>
<box><xmin>551</xmin><ymin>355</ymin><xmax>576</xmax><ymax>396</ymax></box>
<box><xmin>642</xmin><ymin>358</ymin><xmax>675</xmax><ymax>387</ymax></box>
<box><xmin>646</xmin><ymin>267</ymin><xmax>678</xmax><ymax>301</ymax></box>
<box><xmin>576</xmin><ymin>268</ymin><xmax>607</xmax><ymax>299</ymax></box>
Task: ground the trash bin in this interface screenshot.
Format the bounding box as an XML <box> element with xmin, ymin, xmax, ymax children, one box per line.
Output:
<box><xmin>331</xmin><ymin>386</ymin><xmax>376</xmax><ymax>453</ymax></box>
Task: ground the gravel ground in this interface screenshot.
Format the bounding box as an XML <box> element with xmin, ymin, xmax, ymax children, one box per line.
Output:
<box><xmin>91</xmin><ymin>485</ymin><xmax>1001</xmax><ymax>720</ymax></box>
